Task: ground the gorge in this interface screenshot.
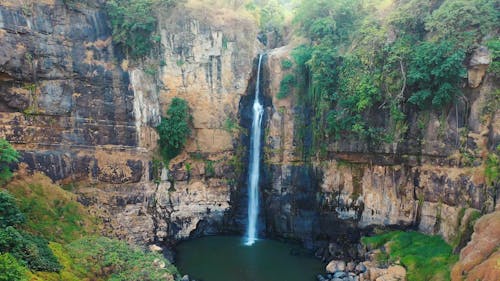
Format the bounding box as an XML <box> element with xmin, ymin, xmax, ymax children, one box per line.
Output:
<box><xmin>0</xmin><ymin>0</ymin><xmax>499</xmax><ymax>280</ymax></box>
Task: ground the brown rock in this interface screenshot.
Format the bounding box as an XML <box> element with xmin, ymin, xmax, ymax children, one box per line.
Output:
<box><xmin>451</xmin><ymin>208</ymin><xmax>500</xmax><ymax>281</ymax></box>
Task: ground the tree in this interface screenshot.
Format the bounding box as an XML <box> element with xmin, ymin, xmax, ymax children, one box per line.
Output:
<box><xmin>0</xmin><ymin>139</ymin><xmax>19</xmax><ymax>185</ymax></box>
<box><xmin>156</xmin><ymin>98</ymin><xmax>191</xmax><ymax>163</ymax></box>
<box><xmin>106</xmin><ymin>0</ymin><xmax>176</xmax><ymax>58</ymax></box>
<box><xmin>407</xmin><ymin>41</ymin><xmax>466</xmax><ymax>109</ymax></box>
<box><xmin>0</xmin><ymin>192</ymin><xmax>25</xmax><ymax>228</ymax></box>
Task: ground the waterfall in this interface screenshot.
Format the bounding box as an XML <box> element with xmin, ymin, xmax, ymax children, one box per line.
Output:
<box><xmin>245</xmin><ymin>54</ymin><xmax>264</xmax><ymax>246</ymax></box>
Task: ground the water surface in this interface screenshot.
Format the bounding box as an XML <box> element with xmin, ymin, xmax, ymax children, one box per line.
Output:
<box><xmin>176</xmin><ymin>236</ymin><xmax>323</xmax><ymax>281</ymax></box>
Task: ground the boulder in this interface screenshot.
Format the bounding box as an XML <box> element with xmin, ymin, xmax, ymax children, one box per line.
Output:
<box><xmin>468</xmin><ymin>46</ymin><xmax>492</xmax><ymax>88</ymax></box>
<box><xmin>326</xmin><ymin>260</ymin><xmax>346</xmax><ymax>273</ymax></box>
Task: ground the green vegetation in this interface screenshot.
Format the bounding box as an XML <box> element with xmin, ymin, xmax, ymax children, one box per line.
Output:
<box><xmin>281</xmin><ymin>59</ymin><xmax>293</xmax><ymax>70</ymax></box>
<box><xmin>0</xmin><ymin>139</ymin><xmax>19</xmax><ymax>185</ymax></box>
<box><xmin>485</xmin><ymin>149</ymin><xmax>499</xmax><ymax>187</ymax></box>
<box><xmin>407</xmin><ymin>41</ymin><xmax>466</xmax><ymax>109</ymax></box>
<box><xmin>106</xmin><ymin>0</ymin><xmax>176</xmax><ymax>59</ymax></box>
<box><xmin>65</xmin><ymin>237</ymin><xmax>178</xmax><ymax>281</ymax></box>
<box><xmin>1</xmin><ymin>172</ymin><xmax>178</xmax><ymax>281</ymax></box>
<box><xmin>0</xmin><ymin>190</ymin><xmax>62</xmax><ymax>273</ymax></box>
<box><xmin>0</xmin><ymin>253</ymin><xmax>27</xmax><ymax>281</ymax></box>
<box><xmin>277</xmin><ymin>73</ymin><xmax>296</xmax><ymax>99</ymax></box>
<box><xmin>156</xmin><ymin>98</ymin><xmax>192</xmax><ymax>163</ymax></box>
<box><xmin>289</xmin><ymin>0</ymin><xmax>498</xmax><ymax>155</ymax></box>
<box><xmin>362</xmin><ymin>231</ymin><xmax>458</xmax><ymax>281</ymax></box>
<box><xmin>0</xmin><ymin>191</ymin><xmax>25</xmax><ymax>228</ymax></box>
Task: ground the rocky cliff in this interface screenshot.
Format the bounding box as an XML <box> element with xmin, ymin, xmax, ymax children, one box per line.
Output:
<box><xmin>261</xmin><ymin>45</ymin><xmax>499</xmax><ymax>256</ymax></box>
<box><xmin>0</xmin><ymin>0</ymin><xmax>260</xmax><ymax>245</ymax></box>
<box><xmin>1</xmin><ymin>0</ymin><xmax>498</xmax><ymax>266</ymax></box>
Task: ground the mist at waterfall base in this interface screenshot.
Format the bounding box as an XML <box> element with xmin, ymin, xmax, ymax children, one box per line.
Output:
<box><xmin>176</xmin><ymin>236</ymin><xmax>323</xmax><ymax>281</ymax></box>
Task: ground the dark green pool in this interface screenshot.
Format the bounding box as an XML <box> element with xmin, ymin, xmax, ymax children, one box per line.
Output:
<box><xmin>175</xmin><ymin>236</ymin><xmax>323</xmax><ymax>281</ymax></box>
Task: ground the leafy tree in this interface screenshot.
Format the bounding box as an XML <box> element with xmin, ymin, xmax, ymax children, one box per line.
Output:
<box><xmin>0</xmin><ymin>253</ymin><xmax>27</xmax><ymax>281</ymax></box>
<box><xmin>259</xmin><ymin>0</ymin><xmax>285</xmax><ymax>33</ymax></box>
<box><xmin>156</xmin><ymin>98</ymin><xmax>191</xmax><ymax>163</ymax></box>
<box><xmin>0</xmin><ymin>139</ymin><xmax>19</xmax><ymax>185</ymax></box>
<box><xmin>294</xmin><ymin>0</ymin><xmax>361</xmax><ymax>44</ymax></box>
<box><xmin>425</xmin><ymin>0</ymin><xmax>498</xmax><ymax>48</ymax></box>
<box><xmin>106</xmin><ymin>0</ymin><xmax>176</xmax><ymax>58</ymax></box>
<box><xmin>407</xmin><ymin>41</ymin><xmax>466</xmax><ymax>109</ymax></box>
<box><xmin>0</xmin><ymin>191</ymin><xmax>25</xmax><ymax>228</ymax></box>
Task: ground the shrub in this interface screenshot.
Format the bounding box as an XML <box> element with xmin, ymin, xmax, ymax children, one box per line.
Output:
<box><xmin>67</xmin><ymin>237</ymin><xmax>177</xmax><ymax>280</ymax></box>
<box><xmin>106</xmin><ymin>0</ymin><xmax>176</xmax><ymax>59</ymax></box>
<box><xmin>156</xmin><ymin>98</ymin><xmax>191</xmax><ymax>163</ymax></box>
<box><xmin>277</xmin><ymin>74</ymin><xmax>296</xmax><ymax>99</ymax></box>
<box><xmin>407</xmin><ymin>41</ymin><xmax>466</xmax><ymax>109</ymax></box>
<box><xmin>0</xmin><ymin>227</ymin><xmax>62</xmax><ymax>272</ymax></box>
<box><xmin>281</xmin><ymin>59</ymin><xmax>293</xmax><ymax>70</ymax></box>
<box><xmin>0</xmin><ymin>191</ymin><xmax>25</xmax><ymax>228</ymax></box>
<box><xmin>0</xmin><ymin>139</ymin><xmax>19</xmax><ymax>185</ymax></box>
<box><xmin>0</xmin><ymin>253</ymin><xmax>27</xmax><ymax>281</ymax></box>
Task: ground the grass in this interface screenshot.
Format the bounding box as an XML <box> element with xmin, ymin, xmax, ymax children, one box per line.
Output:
<box><xmin>362</xmin><ymin>231</ymin><xmax>458</xmax><ymax>281</ymax></box>
<box><xmin>5</xmin><ymin>174</ymin><xmax>98</xmax><ymax>243</ymax></box>
<box><xmin>3</xmin><ymin>173</ymin><xmax>178</xmax><ymax>281</ymax></box>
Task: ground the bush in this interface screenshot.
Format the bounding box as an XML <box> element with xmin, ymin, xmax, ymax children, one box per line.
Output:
<box><xmin>407</xmin><ymin>41</ymin><xmax>466</xmax><ymax>109</ymax></box>
<box><xmin>0</xmin><ymin>138</ymin><xmax>19</xmax><ymax>185</ymax></box>
<box><xmin>277</xmin><ymin>74</ymin><xmax>296</xmax><ymax>99</ymax></box>
<box><xmin>67</xmin><ymin>237</ymin><xmax>177</xmax><ymax>280</ymax></box>
<box><xmin>156</xmin><ymin>98</ymin><xmax>191</xmax><ymax>163</ymax></box>
<box><xmin>0</xmin><ymin>191</ymin><xmax>25</xmax><ymax>228</ymax></box>
<box><xmin>6</xmin><ymin>178</ymin><xmax>96</xmax><ymax>243</ymax></box>
<box><xmin>0</xmin><ymin>227</ymin><xmax>62</xmax><ymax>272</ymax></box>
<box><xmin>0</xmin><ymin>253</ymin><xmax>27</xmax><ymax>281</ymax></box>
<box><xmin>106</xmin><ymin>0</ymin><xmax>176</xmax><ymax>59</ymax></box>
<box><xmin>281</xmin><ymin>59</ymin><xmax>293</xmax><ymax>70</ymax></box>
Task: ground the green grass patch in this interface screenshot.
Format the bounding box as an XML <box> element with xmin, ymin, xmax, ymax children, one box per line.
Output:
<box><xmin>362</xmin><ymin>231</ymin><xmax>458</xmax><ymax>281</ymax></box>
<box><xmin>5</xmin><ymin>174</ymin><xmax>98</xmax><ymax>243</ymax></box>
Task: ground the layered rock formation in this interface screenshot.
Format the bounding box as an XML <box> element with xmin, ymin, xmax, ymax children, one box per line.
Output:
<box><xmin>0</xmin><ymin>2</ymin><xmax>498</xmax><ymax>269</ymax></box>
<box><xmin>0</xmin><ymin>0</ymin><xmax>260</xmax><ymax>245</ymax></box>
<box><xmin>261</xmin><ymin>45</ymin><xmax>499</xmax><ymax>255</ymax></box>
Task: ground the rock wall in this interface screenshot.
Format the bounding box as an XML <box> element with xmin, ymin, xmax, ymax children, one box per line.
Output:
<box><xmin>261</xmin><ymin>45</ymin><xmax>499</xmax><ymax>255</ymax></box>
<box><xmin>0</xmin><ymin>0</ymin><xmax>260</xmax><ymax>245</ymax></box>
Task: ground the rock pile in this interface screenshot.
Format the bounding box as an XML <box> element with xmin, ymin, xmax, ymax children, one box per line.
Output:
<box><xmin>317</xmin><ymin>260</ymin><xmax>406</xmax><ymax>281</ymax></box>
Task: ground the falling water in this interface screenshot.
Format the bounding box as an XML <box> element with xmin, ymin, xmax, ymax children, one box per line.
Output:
<box><xmin>245</xmin><ymin>54</ymin><xmax>264</xmax><ymax>246</ymax></box>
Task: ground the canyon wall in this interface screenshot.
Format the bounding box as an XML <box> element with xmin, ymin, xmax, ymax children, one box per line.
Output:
<box><xmin>261</xmin><ymin>45</ymin><xmax>499</xmax><ymax>257</ymax></box>
<box><xmin>0</xmin><ymin>1</ymin><xmax>498</xmax><ymax>265</ymax></box>
<box><xmin>0</xmin><ymin>0</ymin><xmax>260</xmax><ymax>245</ymax></box>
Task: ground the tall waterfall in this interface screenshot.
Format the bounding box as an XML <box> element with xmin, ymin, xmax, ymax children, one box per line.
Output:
<box><xmin>245</xmin><ymin>54</ymin><xmax>264</xmax><ymax>246</ymax></box>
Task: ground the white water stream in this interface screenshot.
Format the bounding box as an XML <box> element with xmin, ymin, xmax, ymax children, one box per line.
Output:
<box><xmin>245</xmin><ymin>54</ymin><xmax>264</xmax><ymax>246</ymax></box>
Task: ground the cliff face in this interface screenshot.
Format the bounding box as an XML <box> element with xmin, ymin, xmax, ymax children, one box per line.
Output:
<box><xmin>0</xmin><ymin>0</ymin><xmax>260</xmax><ymax>245</ymax></box>
<box><xmin>0</xmin><ymin>0</ymin><xmax>158</xmax><ymax>243</ymax></box>
<box><xmin>261</xmin><ymin>45</ymin><xmax>499</xmax><ymax>255</ymax></box>
<box><xmin>0</xmin><ymin>0</ymin><xmax>498</xmax><ymax>261</ymax></box>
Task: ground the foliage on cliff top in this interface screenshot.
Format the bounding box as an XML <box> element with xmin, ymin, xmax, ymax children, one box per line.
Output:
<box><xmin>362</xmin><ymin>231</ymin><xmax>458</xmax><ymax>281</ymax></box>
<box><xmin>106</xmin><ymin>0</ymin><xmax>176</xmax><ymax>59</ymax></box>
<box><xmin>289</xmin><ymin>0</ymin><xmax>497</xmax><ymax>153</ymax></box>
<box><xmin>156</xmin><ymin>97</ymin><xmax>192</xmax><ymax>163</ymax></box>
